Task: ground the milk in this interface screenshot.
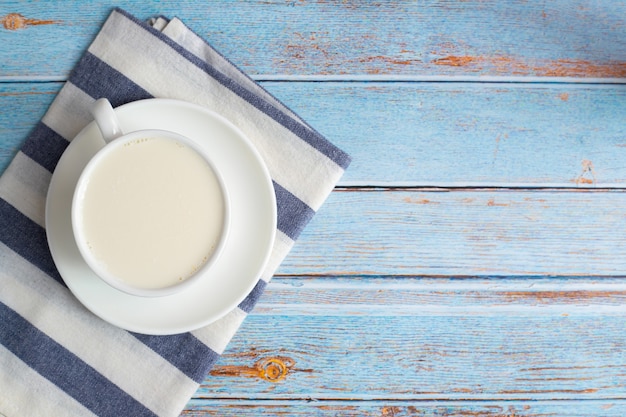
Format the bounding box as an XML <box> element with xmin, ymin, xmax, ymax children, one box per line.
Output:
<box><xmin>79</xmin><ymin>136</ymin><xmax>225</xmax><ymax>290</ymax></box>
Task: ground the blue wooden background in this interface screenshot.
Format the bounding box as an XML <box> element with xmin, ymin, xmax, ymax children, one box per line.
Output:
<box><xmin>2</xmin><ymin>1</ymin><xmax>626</xmax><ymax>415</ymax></box>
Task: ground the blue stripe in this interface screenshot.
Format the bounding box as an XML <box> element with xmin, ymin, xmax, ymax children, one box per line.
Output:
<box><xmin>69</xmin><ymin>56</ymin><xmax>319</xmax><ymax>242</ymax></box>
<box><xmin>0</xmin><ymin>198</ymin><xmax>218</xmax><ymax>384</ymax></box>
<box><xmin>113</xmin><ymin>8</ymin><xmax>351</xmax><ymax>170</ymax></box>
<box><xmin>238</xmin><ymin>279</ymin><xmax>267</xmax><ymax>313</ymax></box>
<box><xmin>0</xmin><ymin>302</ymin><xmax>157</xmax><ymax>416</ymax></box>
<box><xmin>0</xmin><ymin>198</ymin><xmax>63</xmax><ymax>285</ymax></box>
<box><xmin>274</xmin><ymin>181</ymin><xmax>315</xmax><ymax>240</ymax></box>
<box><xmin>131</xmin><ymin>333</ymin><xmax>218</xmax><ymax>384</ymax></box>
<box><xmin>20</xmin><ymin>122</ymin><xmax>69</xmax><ymax>173</ymax></box>
<box><xmin>69</xmin><ymin>51</ymin><xmax>153</xmax><ymax>107</ymax></box>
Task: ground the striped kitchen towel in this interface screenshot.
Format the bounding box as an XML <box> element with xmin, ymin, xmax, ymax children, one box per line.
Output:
<box><xmin>0</xmin><ymin>8</ymin><xmax>350</xmax><ymax>417</ymax></box>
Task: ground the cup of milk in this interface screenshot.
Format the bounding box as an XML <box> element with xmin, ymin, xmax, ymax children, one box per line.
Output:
<box><xmin>71</xmin><ymin>98</ymin><xmax>230</xmax><ymax>297</ymax></box>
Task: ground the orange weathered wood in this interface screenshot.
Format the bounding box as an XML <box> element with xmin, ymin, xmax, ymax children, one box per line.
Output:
<box><xmin>0</xmin><ymin>1</ymin><xmax>625</xmax><ymax>78</ymax></box>
<box><xmin>0</xmin><ymin>13</ymin><xmax>59</xmax><ymax>30</ymax></box>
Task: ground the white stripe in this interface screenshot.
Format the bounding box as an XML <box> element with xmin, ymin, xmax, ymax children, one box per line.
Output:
<box><xmin>0</xmin><ymin>153</ymin><xmax>50</xmax><ymax>227</ymax></box>
<box><xmin>0</xmin><ymin>242</ymin><xmax>198</xmax><ymax>416</ymax></box>
<box><xmin>0</xmin><ymin>345</ymin><xmax>96</xmax><ymax>417</ymax></box>
<box><xmin>192</xmin><ymin>307</ymin><xmax>247</xmax><ymax>354</ymax></box>
<box><xmin>41</xmin><ymin>82</ymin><xmax>95</xmax><ymax>141</ymax></box>
<box><xmin>90</xmin><ymin>11</ymin><xmax>343</xmax><ymax>210</ymax></box>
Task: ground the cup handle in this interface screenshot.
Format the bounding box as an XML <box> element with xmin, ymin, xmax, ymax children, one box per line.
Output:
<box><xmin>90</xmin><ymin>98</ymin><xmax>124</xmax><ymax>143</ymax></box>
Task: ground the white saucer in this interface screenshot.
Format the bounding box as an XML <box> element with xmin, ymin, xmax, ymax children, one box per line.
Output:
<box><xmin>45</xmin><ymin>98</ymin><xmax>276</xmax><ymax>335</ymax></box>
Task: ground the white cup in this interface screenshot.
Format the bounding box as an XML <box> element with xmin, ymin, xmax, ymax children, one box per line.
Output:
<box><xmin>72</xmin><ymin>98</ymin><xmax>230</xmax><ymax>297</ymax></box>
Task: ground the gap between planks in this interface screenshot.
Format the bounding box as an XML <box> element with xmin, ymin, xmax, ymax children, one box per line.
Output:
<box><xmin>1</xmin><ymin>75</ymin><xmax>625</xmax><ymax>85</ymax></box>
<box><xmin>183</xmin><ymin>398</ymin><xmax>626</xmax><ymax>416</ymax></box>
<box><xmin>334</xmin><ymin>184</ymin><xmax>626</xmax><ymax>191</ymax></box>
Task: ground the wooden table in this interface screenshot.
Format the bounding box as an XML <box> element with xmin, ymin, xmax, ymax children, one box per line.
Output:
<box><xmin>2</xmin><ymin>1</ymin><xmax>626</xmax><ymax>415</ymax></box>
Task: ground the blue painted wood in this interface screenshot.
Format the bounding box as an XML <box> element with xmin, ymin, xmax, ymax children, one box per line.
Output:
<box><xmin>2</xmin><ymin>82</ymin><xmax>625</xmax><ymax>187</ymax></box>
<box><xmin>279</xmin><ymin>190</ymin><xmax>626</xmax><ymax>276</ymax></box>
<box><xmin>183</xmin><ymin>399</ymin><xmax>626</xmax><ymax>416</ymax></box>
<box><xmin>0</xmin><ymin>1</ymin><xmax>625</xmax><ymax>79</ymax></box>
<box><xmin>264</xmin><ymin>81</ymin><xmax>626</xmax><ymax>187</ymax></box>
<box><xmin>186</xmin><ymin>277</ymin><xmax>626</xmax><ymax>404</ymax></box>
<box><xmin>197</xmin><ymin>310</ymin><xmax>626</xmax><ymax>400</ymax></box>
<box><xmin>256</xmin><ymin>277</ymin><xmax>626</xmax><ymax>312</ymax></box>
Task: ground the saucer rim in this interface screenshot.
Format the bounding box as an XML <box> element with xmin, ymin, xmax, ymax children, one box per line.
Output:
<box><xmin>45</xmin><ymin>98</ymin><xmax>277</xmax><ymax>335</ymax></box>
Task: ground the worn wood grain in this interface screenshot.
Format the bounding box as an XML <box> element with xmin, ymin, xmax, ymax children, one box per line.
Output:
<box><xmin>1</xmin><ymin>82</ymin><xmax>625</xmax><ymax>187</ymax></box>
<box><xmin>0</xmin><ymin>1</ymin><xmax>625</xmax><ymax>79</ymax></box>
<box><xmin>265</xmin><ymin>82</ymin><xmax>626</xmax><ymax>187</ymax></box>
<box><xmin>194</xmin><ymin>306</ymin><xmax>626</xmax><ymax>400</ymax></box>
<box><xmin>256</xmin><ymin>277</ymin><xmax>626</xmax><ymax>312</ymax></box>
<box><xmin>185</xmin><ymin>277</ymin><xmax>626</xmax><ymax>403</ymax></box>
<box><xmin>280</xmin><ymin>189</ymin><xmax>626</xmax><ymax>276</ymax></box>
<box><xmin>182</xmin><ymin>399</ymin><xmax>626</xmax><ymax>416</ymax></box>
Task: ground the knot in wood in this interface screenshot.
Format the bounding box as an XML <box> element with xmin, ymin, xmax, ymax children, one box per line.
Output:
<box><xmin>256</xmin><ymin>357</ymin><xmax>294</xmax><ymax>382</ymax></box>
<box><xmin>2</xmin><ymin>13</ymin><xmax>26</xmax><ymax>30</ymax></box>
<box><xmin>1</xmin><ymin>13</ymin><xmax>57</xmax><ymax>30</ymax></box>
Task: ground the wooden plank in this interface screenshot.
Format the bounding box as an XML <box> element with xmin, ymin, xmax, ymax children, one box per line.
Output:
<box><xmin>264</xmin><ymin>81</ymin><xmax>626</xmax><ymax>187</ymax></box>
<box><xmin>183</xmin><ymin>399</ymin><xmax>626</xmax><ymax>416</ymax></box>
<box><xmin>1</xmin><ymin>1</ymin><xmax>625</xmax><ymax>79</ymax></box>
<box><xmin>193</xmin><ymin>282</ymin><xmax>626</xmax><ymax>400</ymax></box>
<box><xmin>254</xmin><ymin>277</ymin><xmax>626</xmax><ymax>313</ymax></box>
<box><xmin>279</xmin><ymin>189</ymin><xmax>626</xmax><ymax>276</ymax></box>
<box><xmin>1</xmin><ymin>82</ymin><xmax>625</xmax><ymax>187</ymax></box>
